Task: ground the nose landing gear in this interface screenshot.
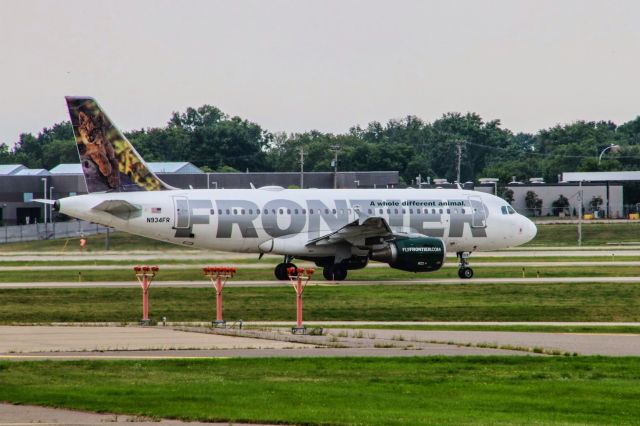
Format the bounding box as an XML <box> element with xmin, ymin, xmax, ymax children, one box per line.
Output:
<box><xmin>457</xmin><ymin>251</ymin><xmax>473</xmax><ymax>279</ymax></box>
<box><xmin>274</xmin><ymin>255</ymin><xmax>296</xmax><ymax>281</ymax></box>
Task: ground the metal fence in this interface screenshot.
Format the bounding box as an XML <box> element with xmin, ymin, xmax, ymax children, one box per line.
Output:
<box><xmin>0</xmin><ymin>220</ymin><xmax>110</xmax><ymax>244</ymax></box>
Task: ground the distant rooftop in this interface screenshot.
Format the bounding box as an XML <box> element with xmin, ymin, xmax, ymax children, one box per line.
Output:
<box><xmin>14</xmin><ymin>168</ymin><xmax>50</xmax><ymax>176</ymax></box>
<box><xmin>50</xmin><ymin>162</ymin><xmax>203</xmax><ymax>175</ymax></box>
<box><xmin>0</xmin><ymin>164</ymin><xmax>25</xmax><ymax>175</ymax></box>
<box><xmin>563</xmin><ymin>171</ymin><xmax>640</xmax><ymax>182</ymax></box>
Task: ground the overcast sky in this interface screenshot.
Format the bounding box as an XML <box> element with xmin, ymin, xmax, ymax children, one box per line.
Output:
<box><xmin>1</xmin><ymin>0</ymin><xmax>639</xmax><ymax>146</ymax></box>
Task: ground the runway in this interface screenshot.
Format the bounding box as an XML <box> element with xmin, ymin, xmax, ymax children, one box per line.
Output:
<box><xmin>1</xmin><ymin>324</ymin><xmax>639</xmax><ymax>360</ymax></box>
<box><xmin>3</xmin><ymin>275</ymin><xmax>640</xmax><ymax>288</ymax></box>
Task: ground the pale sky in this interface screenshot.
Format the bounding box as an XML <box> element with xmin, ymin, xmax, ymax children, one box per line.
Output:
<box><xmin>1</xmin><ymin>0</ymin><xmax>639</xmax><ymax>146</ymax></box>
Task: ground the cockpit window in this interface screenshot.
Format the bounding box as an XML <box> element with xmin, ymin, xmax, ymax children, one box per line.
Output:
<box><xmin>507</xmin><ymin>206</ymin><xmax>516</xmax><ymax>214</ymax></box>
<box><xmin>501</xmin><ymin>206</ymin><xmax>508</xmax><ymax>215</ymax></box>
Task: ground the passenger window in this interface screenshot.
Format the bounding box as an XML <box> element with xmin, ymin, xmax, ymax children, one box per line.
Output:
<box><xmin>446</xmin><ymin>209</ymin><xmax>450</xmax><ymax>214</ymax></box>
<box><xmin>432</xmin><ymin>209</ymin><xmax>436</xmax><ymax>214</ymax></box>
<box><xmin>409</xmin><ymin>209</ymin><xmax>413</xmax><ymax>214</ymax></box>
<box><xmin>226</xmin><ymin>209</ymin><xmax>230</xmax><ymax>215</ymax></box>
<box><xmin>248</xmin><ymin>209</ymin><xmax>252</xmax><ymax>214</ymax></box>
<box><xmin>233</xmin><ymin>209</ymin><xmax>238</xmax><ymax>215</ymax></box>
<box><xmin>279</xmin><ymin>209</ymin><xmax>284</xmax><ymax>214</ymax></box>
<box><xmin>439</xmin><ymin>209</ymin><xmax>443</xmax><ymax>214</ymax></box>
<box><xmin>241</xmin><ymin>209</ymin><xmax>245</xmax><ymax>215</ymax></box>
<box><xmin>294</xmin><ymin>209</ymin><xmax>299</xmax><ymax>214</ymax></box>
<box><xmin>368</xmin><ymin>209</ymin><xmax>373</xmax><ymax>214</ymax></box>
<box><xmin>302</xmin><ymin>209</ymin><xmax>306</xmax><ymax>214</ymax></box>
<box><xmin>218</xmin><ymin>209</ymin><xmax>222</xmax><ymax>215</ymax></box>
<box><xmin>332</xmin><ymin>209</ymin><xmax>337</xmax><ymax>214</ymax></box>
<box><xmin>417</xmin><ymin>209</ymin><xmax>421</xmax><ymax>214</ymax></box>
<box><xmin>210</xmin><ymin>209</ymin><xmax>215</xmax><ymax>215</ymax></box>
<box><xmin>402</xmin><ymin>209</ymin><xmax>406</xmax><ymax>214</ymax></box>
<box><xmin>287</xmin><ymin>209</ymin><xmax>291</xmax><ymax>214</ymax></box>
<box><xmin>387</xmin><ymin>209</ymin><xmax>391</xmax><ymax>214</ymax></box>
<box><xmin>310</xmin><ymin>209</ymin><xmax>314</xmax><ymax>214</ymax></box>
<box><xmin>264</xmin><ymin>209</ymin><xmax>268</xmax><ymax>215</ymax></box>
<box><xmin>461</xmin><ymin>208</ymin><xmax>465</xmax><ymax>214</ymax></box>
<box><xmin>325</xmin><ymin>209</ymin><xmax>329</xmax><ymax>214</ymax></box>
<box><xmin>379</xmin><ymin>209</ymin><xmax>383</xmax><ymax>214</ymax></box>
<box><xmin>272</xmin><ymin>209</ymin><xmax>276</xmax><ymax>214</ymax></box>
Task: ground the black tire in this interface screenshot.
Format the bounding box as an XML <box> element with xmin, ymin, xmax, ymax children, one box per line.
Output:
<box><xmin>461</xmin><ymin>267</ymin><xmax>473</xmax><ymax>279</ymax></box>
<box><xmin>322</xmin><ymin>267</ymin><xmax>333</xmax><ymax>280</ymax></box>
<box><xmin>274</xmin><ymin>263</ymin><xmax>287</xmax><ymax>280</ymax></box>
<box><xmin>274</xmin><ymin>262</ymin><xmax>296</xmax><ymax>280</ymax></box>
<box><xmin>322</xmin><ymin>265</ymin><xmax>348</xmax><ymax>281</ymax></box>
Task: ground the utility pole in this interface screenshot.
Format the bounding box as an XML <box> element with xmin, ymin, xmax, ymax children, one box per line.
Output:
<box><xmin>455</xmin><ymin>140</ymin><xmax>464</xmax><ymax>184</ymax></box>
<box><xmin>330</xmin><ymin>145</ymin><xmax>341</xmax><ymax>189</ymax></box>
<box><xmin>299</xmin><ymin>148</ymin><xmax>304</xmax><ymax>189</ymax></box>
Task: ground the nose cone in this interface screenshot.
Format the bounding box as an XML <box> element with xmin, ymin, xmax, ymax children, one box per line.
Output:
<box><xmin>521</xmin><ymin>217</ymin><xmax>537</xmax><ymax>244</ymax></box>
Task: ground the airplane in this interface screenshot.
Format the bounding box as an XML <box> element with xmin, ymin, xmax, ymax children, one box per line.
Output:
<box><xmin>49</xmin><ymin>96</ymin><xmax>537</xmax><ymax>281</ymax></box>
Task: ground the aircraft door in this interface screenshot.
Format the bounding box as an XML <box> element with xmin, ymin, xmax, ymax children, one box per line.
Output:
<box><xmin>173</xmin><ymin>196</ymin><xmax>190</xmax><ymax>229</ymax></box>
<box><xmin>468</xmin><ymin>195</ymin><xmax>487</xmax><ymax>228</ymax></box>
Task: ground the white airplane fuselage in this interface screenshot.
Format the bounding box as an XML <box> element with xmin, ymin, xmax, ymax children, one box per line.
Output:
<box><xmin>58</xmin><ymin>187</ymin><xmax>537</xmax><ymax>257</ymax></box>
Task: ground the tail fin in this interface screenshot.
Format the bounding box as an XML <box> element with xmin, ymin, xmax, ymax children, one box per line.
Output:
<box><xmin>65</xmin><ymin>96</ymin><xmax>172</xmax><ymax>193</ymax></box>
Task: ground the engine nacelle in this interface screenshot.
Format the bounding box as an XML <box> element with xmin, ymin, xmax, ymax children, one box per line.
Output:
<box><xmin>370</xmin><ymin>237</ymin><xmax>446</xmax><ymax>272</ymax></box>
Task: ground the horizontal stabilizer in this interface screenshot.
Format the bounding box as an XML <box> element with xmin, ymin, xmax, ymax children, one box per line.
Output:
<box><xmin>92</xmin><ymin>199</ymin><xmax>142</xmax><ymax>220</ymax></box>
<box><xmin>32</xmin><ymin>199</ymin><xmax>56</xmax><ymax>205</ymax></box>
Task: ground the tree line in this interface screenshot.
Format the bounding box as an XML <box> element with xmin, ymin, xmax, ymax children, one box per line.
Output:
<box><xmin>3</xmin><ymin>104</ymin><xmax>640</xmax><ymax>193</ymax></box>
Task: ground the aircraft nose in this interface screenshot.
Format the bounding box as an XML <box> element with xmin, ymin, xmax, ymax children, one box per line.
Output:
<box><xmin>523</xmin><ymin>217</ymin><xmax>537</xmax><ymax>243</ymax></box>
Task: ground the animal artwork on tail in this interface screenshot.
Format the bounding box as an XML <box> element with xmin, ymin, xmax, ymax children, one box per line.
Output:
<box><xmin>66</xmin><ymin>97</ymin><xmax>168</xmax><ymax>193</ymax></box>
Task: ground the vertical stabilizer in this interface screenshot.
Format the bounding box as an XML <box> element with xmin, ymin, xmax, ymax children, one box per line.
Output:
<box><xmin>66</xmin><ymin>96</ymin><xmax>172</xmax><ymax>192</ymax></box>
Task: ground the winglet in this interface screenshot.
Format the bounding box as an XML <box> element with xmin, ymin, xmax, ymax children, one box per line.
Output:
<box><xmin>65</xmin><ymin>96</ymin><xmax>175</xmax><ymax>193</ymax></box>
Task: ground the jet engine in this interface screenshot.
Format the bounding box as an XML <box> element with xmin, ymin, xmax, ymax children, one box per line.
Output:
<box><xmin>370</xmin><ymin>237</ymin><xmax>445</xmax><ymax>272</ymax></box>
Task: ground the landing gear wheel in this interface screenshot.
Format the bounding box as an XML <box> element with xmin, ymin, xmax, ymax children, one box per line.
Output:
<box><xmin>274</xmin><ymin>262</ymin><xmax>296</xmax><ymax>280</ymax></box>
<box><xmin>323</xmin><ymin>265</ymin><xmax>348</xmax><ymax>281</ymax></box>
<box><xmin>456</xmin><ymin>251</ymin><xmax>473</xmax><ymax>279</ymax></box>
<box><xmin>458</xmin><ymin>267</ymin><xmax>473</xmax><ymax>279</ymax></box>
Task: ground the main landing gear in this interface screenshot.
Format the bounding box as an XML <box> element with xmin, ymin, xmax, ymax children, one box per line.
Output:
<box><xmin>322</xmin><ymin>264</ymin><xmax>347</xmax><ymax>281</ymax></box>
<box><xmin>274</xmin><ymin>255</ymin><xmax>296</xmax><ymax>281</ymax></box>
<box><xmin>457</xmin><ymin>251</ymin><xmax>473</xmax><ymax>279</ymax></box>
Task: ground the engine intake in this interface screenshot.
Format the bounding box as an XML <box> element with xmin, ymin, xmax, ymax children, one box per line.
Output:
<box><xmin>370</xmin><ymin>237</ymin><xmax>445</xmax><ymax>272</ymax></box>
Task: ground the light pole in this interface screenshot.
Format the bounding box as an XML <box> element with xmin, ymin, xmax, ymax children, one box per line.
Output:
<box><xmin>49</xmin><ymin>186</ymin><xmax>54</xmax><ymax>226</ymax></box>
<box><xmin>598</xmin><ymin>144</ymin><xmax>620</xmax><ymax>165</ymax></box>
<box><xmin>41</xmin><ymin>178</ymin><xmax>47</xmax><ymax>228</ymax></box>
<box><xmin>598</xmin><ymin>144</ymin><xmax>619</xmax><ymax>218</ymax></box>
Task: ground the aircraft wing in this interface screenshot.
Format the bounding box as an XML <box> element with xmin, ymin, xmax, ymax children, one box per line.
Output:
<box><xmin>306</xmin><ymin>217</ymin><xmax>393</xmax><ymax>248</ymax></box>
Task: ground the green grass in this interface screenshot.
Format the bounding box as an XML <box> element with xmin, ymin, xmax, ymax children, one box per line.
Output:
<box><xmin>528</xmin><ymin>222</ymin><xmax>640</xmax><ymax>246</ymax></box>
<box><xmin>1</xmin><ymin>358</ymin><xmax>640</xmax><ymax>425</ymax></box>
<box><xmin>0</xmin><ymin>232</ymin><xmax>197</xmax><ymax>253</ymax></box>
<box><xmin>0</xmin><ymin>263</ymin><xmax>638</xmax><ymax>282</ymax></box>
<box><xmin>2</xmin><ymin>282</ymin><xmax>640</xmax><ymax>323</ymax></box>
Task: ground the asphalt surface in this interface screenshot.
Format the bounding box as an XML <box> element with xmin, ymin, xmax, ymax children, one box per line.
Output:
<box><xmin>0</xmin><ymin>403</ymin><xmax>275</xmax><ymax>426</ymax></box>
<box><xmin>2</xmin><ymin>324</ymin><xmax>639</xmax><ymax>359</ymax></box>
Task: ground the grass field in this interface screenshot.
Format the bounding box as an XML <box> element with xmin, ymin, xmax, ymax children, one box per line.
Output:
<box><xmin>1</xmin><ymin>358</ymin><xmax>640</xmax><ymax>425</ymax></box>
<box><xmin>527</xmin><ymin>222</ymin><xmax>640</xmax><ymax>246</ymax></box>
<box><xmin>2</xmin><ymin>282</ymin><xmax>640</xmax><ymax>323</ymax></box>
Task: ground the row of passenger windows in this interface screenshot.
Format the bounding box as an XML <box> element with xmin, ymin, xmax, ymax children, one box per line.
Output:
<box><xmin>209</xmin><ymin>207</ymin><xmax>474</xmax><ymax>215</ymax></box>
